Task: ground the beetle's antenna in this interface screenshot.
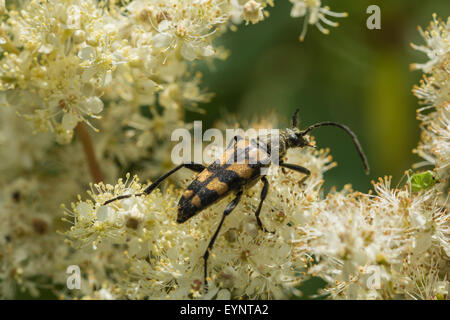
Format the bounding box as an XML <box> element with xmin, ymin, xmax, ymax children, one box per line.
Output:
<box><xmin>300</xmin><ymin>122</ymin><xmax>370</xmax><ymax>174</ymax></box>
<box><xmin>292</xmin><ymin>108</ymin><xmax>300</xmax><ymax>127</ymax></box>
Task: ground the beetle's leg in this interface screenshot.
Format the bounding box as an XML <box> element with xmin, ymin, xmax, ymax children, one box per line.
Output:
<box><xmin>203</xmin><ymin>190</ymin><xmax>243</xmax><ymax>289</ymax></box>
<box><xmin>226</xmin><ymin>135</ymin><xmax>242</xmax><ymax>149</ymax></box>
<box><xmin>234</xmin><ymin>135</ymin><xmax>238</xmax><ymax>162</ymax></box>
<box><xmin>255</xmin><ymin>176</ymin><xmax>275</xmax><ymax>233</ymax></box>
<box><xmin>103</xmin><ymin>162</ymin><xmax>205</xmax><ymax>205</ymax></box>
<box><xmin>230</xmin><ymin>135</ymin><xmax>241</xmax><ymax>163</ymax></box>
<box><xmin>142</xmin><ymin>162</ymin><xmax>205</xmax><ymax>194</ymax></box>
<box><xmin>279</xmin><ymin>163</ymin><xmax>311</xmax><ymax>185</ymax></box>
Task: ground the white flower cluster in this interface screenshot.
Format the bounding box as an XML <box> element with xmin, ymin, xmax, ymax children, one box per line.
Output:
<box><xmin>1</xmin><ymin>0</ymin><xmax>339</xmax><ymax>299</ymax></box>
<box><xmin>63</xmin><ymin>15</ymin><xmax>450</xmax><ymax>299</ymax></box>
<box><xmin>0</xmin><ymin>1</ymin><xmax>346</xmax><ymax>143</ymax></box>
<box><xmin>0</xmin><ymin>110</ymin><xmax>91</xmax><ymax>298</ymax></box>
<box><xmin>66</xmin><ymin>146</ymin><xmax>449</xmax><ymax>300</ymax></box>
<box><xmin>64</xmin><ymin>145</ymin><xmax>334</xmax><ymax>299</ymax></box>
<box><xmin>1</xmin><ymin>1</ymin><xmax>447</xmax><ymax>301</ymax></box>
<box><xmin>296</xmin><ymin>178</ymin><xmax>449</xmax><ymax>299</ymax></box>
<box><xmin>0</xmin><ymin>0</ymin><xmax>270</xmax><ymax>143</ymax></box>
<box><xmin>291</xmin><ymin>15</ymin><xmax>447</xmax><ymax>300</ymax></box>
<box><xmin>411</xmin><ymin>15</ymin><xmax>450</xmax><ymax>186</ymax></box>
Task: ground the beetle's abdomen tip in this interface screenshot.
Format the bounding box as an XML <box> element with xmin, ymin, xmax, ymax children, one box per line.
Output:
<box><xmin>176</xmin><ymin>210</ymin><xmax>194</xmax><ymax>223</ymax></box>
<box><xmin>177</xmin><ymin>201</ymin><xmax>198</xmax><ymax>223</ymax></box>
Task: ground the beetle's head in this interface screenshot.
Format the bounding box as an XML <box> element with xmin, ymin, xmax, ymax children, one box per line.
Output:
<box><xmin>284</xmin><ymin>126</ymin><xmax>311</xmax><ymax>148</ymax></box>
<box><xmin>284</xmin><ymin>109</ymin><xmax>314</xmax><ymax>148</ymax></box>
<box><xmin>285</xmin><ymin>108</ymin><xmax>370</xmax><ymax>174</ymax></box>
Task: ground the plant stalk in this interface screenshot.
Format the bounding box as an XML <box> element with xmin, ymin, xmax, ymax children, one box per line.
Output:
<box><xmin>76</xmin><ymin>122</ymin><xmax>104</xmax><ymax>183</ymax></box>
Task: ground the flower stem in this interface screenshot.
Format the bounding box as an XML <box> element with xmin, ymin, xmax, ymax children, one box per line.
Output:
<box><xmin>76</xmin><ymin>122</ymin><xmax>104</xmax><ymax>183</ymax></box>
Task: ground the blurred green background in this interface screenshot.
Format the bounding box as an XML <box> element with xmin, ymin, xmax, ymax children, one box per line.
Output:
<box><xmin>190</xmin><ymin>0</ymin><xmax>450</xmax><ymax>193</ymax></box>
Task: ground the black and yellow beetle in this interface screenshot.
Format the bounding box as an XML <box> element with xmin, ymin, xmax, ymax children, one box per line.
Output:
<box><xmin>104</xmin><ymin>109</ymin><xmax>369</xmax><ymax>287</ymax></box>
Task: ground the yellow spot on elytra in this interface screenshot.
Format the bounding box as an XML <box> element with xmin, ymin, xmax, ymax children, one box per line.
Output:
<box><xmin>183</xmin><ymin>189</ymin><xmax>194</xmax><ymax>198</ymax></box>
<box><xmin>191</xmin><ymin>195</ymin><xmax>202</xmax><ymax>208</ymax></box>
<box><xmin>227</xmin><ymin>163</ymin><xmax>254</xmax><ymax>179</ymax></box>
<box><xmin>196</xmin><ymin>170</ymin><xmax>213</xmax><ymax>182</ymax></box>
<box><xmin>206</xmin><ymin>177</ymin><xmax>228</xmax><ymax>195</ymax></box>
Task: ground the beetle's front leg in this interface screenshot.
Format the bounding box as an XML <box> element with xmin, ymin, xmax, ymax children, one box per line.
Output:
<box><xmin>103</xmin><ymin>162</ymin><xmax>205</xmax><ymax>205</ymax></box>
<box><xmin>279</xmin><ymin>162</ymin><xmax>311</xmax><ymax>185</ymax></box>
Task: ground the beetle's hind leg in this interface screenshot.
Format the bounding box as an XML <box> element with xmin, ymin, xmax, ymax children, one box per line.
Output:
<box><xmin>203</xmin><ymin>190</ymin><xmax>243</xmax><ymax>290</ymax></box>
<box><xmin>279</xmin><ymin>162</ymin><xmax>311</xmax><ymax>185</ymax></box>
<box><xmin>254</xmin><ymin>176</ymin><xmax>275</xmax><ymax>233</ymax></box>
<box><xmin>103</xmin><ymin>162</ymin><xmax>206</xmax><ymax>205</ymax></box>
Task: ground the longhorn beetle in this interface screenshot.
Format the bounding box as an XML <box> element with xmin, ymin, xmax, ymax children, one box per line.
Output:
<box><xmin>103</xmin><ymin>109</ymin><xmax>370</xmax><ymax>289</ymax></box>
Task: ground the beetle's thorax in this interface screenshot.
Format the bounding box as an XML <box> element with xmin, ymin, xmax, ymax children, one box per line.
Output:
<box><xmin>279</xmin><ymin>127</ymin><xmax>309</xmax><ymax>156</ymax></box>
<box><xmin>254</xmin><ymin>128</ymin><xmax>309</xmax><ymax>162</ymax></box>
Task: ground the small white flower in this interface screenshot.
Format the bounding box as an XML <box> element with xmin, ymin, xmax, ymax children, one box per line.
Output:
<box><xmin>153</xmin><ymin>33</ymin><xmax>172</xmax><ymax>49</ymax></box>
<box><xmin>61</xmin><ymin>112</ymin><xmax>79</xmax><ymax>130</ymax></box>
<box><xmin>73</xmin><ymin>30</ymin><xmax>86</xmax><ymax>44</ymax></box>
<box><xmin>96</xmin><ymin>205</ymin><xmax>111</xmax><ymax>222</ymax></box>
<box><xmin>217</xmin><ymin>289</ymin><xmax>231</xmax><ymax>300</ymax></box>
<box><xmin>81</xmin><ymin>96</ymin><xmax>104</xmax><ymax>114</ymax></box>
<box><xmin>410</xmin><ymin>15</ymin><xmax>449</xmax><ymax>73</ymax></box>
<box><xmin>0</xmin><ymin>0</ymin><xmax>5</xmax><ymax>15</ymax></box>
<box><xmin>289</xmin><ymin>0</ymin><xmax>348</xmax><ymax>41</ymax></box>
<box><xmin>181</xmin><ymin>43</ymin><xmax>197</xmax><ymax>61</ymax></box>
<box><xmin>78</xmin><ymin>46</ymin><xmax>96</xmax><ymax>61</ymax></box>
<box><xmin>76</xmin><ymin>202</ymin><xmax>92</xmax><ymax>219</ymax></box>
<box><xmin>66</xmin><ymin>5</ymin><xmax>81</xmax><ymax>30</ymax></box>
<box><xmin>243</xmin><ymin>1</ymin><xmax>265</xmax><ymax>25</ymax></box>
<box><xmin>200</xmin><ymin>45</ymin><xmax>215</xmax><ymax>57</ymax></box>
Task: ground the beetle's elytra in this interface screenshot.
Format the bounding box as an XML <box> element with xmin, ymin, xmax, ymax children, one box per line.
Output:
<box><xmin>177</xmin><ymin>136</ymin><xmax>270</xmax><ymax>223</ymax></box>
<box><xmin>103</xmin><ymin>109</ymin><xmax>370</xmax><ymax>289</ymax></box>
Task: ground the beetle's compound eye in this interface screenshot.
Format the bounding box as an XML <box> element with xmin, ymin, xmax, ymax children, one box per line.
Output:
<box><xmin>294</xmin><ymin>132</ymin><xmax>310</xmax><ymax>147</ymax></box>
